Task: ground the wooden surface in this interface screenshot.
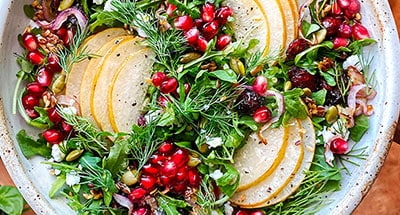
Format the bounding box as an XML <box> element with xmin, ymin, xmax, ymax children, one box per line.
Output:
<box><xmin>1</xmin><ymin>1</ymin><xmax>399</xmax><ymax>214</ymax></box>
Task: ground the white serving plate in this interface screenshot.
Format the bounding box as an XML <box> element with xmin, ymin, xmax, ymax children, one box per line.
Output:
<box><xmin>0</xmin><ymin>0</ymin><xmax>399</xmax><ymax>214</ymax></box>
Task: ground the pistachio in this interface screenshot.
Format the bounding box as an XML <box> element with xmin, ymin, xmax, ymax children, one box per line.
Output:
<box><xmin>58</xmin><ymin>0</ymin><xmax>74</xmax><ymax>11</ymax></box>
<box><xmin>314</xmin><ymin>28</ymin><xmax>327</xmax><ymax>44</ymax></box>
<box><xmin>284</xmin><ymin>81</ymin><xmax>292</xmax><ymax>92</ymax></box>
<box><xmin>303</xmin><ymin>88</ymin><xmax>312</xmax><ymax>97</ymax></box>
<box><xmin>230</xmin><ymin>58</ymin><xmax>245</xmax><ymax>76</ymax></box>
<box><xmin>121</xmin><ymin>170</ymin><xmax>139</xmax><ymax>186</ymax></box>
<box><xmin>51</xmin><ymin>72</ymin><xmax>66</xmax><ymax>94</ymax></box>
<box><xmin>325</xmin><ymin>106</ymin><xmax>338</xmax><ymax>124</ymax></box>
<box><xmin>199</xmin><ymin>143</ymin><xmax>209</xmax><ymax>154</ymax></box>
<box><xmin>180</xmin><ymin>52</ymin><xmax>201</xmax><ymax>63</ymax></box>
<box><xmin>65</xmin><ymin>149</ymin><xmax>84</xmax><ymax>162</ymax></box>
<box><xmin>187</xmin><ymin>154</ymin><xmax>201</xmax><ymax>167</ymax></box>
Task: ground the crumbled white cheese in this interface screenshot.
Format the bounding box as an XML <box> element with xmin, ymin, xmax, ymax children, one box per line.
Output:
<box><xmin>54</xmin><ymin>169</ymin><xmax>61</xmax><ymax>176</ymax></box>
<box><xmin>211</xmin><ymin>210</ymin><xmax>219</xmax><ymax>215</ymax></box>
<box><xmin>144</xmin><ymin>110</ymin><xmax>162</xmax><ymax>123</ymax></box>
<box><xmin>209</xmin><ymin>169</ymin><xmax>223</xmax><ymax>181</ymax></box>
<box><xmin>51</xmin><ymin>144</ymin><xmax>66</xmax><ymax>162</ymax></box>
<box><xmin>206</xmin><ymin>137</ymin><xmax>223</xmax><ymax>148</ymax></box>
<box><xmin>318</xmin><ymin>119</ymin><xmax>350</xmax><ymax>143</ymax></box>
<box><xmin>343</xmin><ymin>55</ymin><xmax>362</xmax><ymax>71</ymax></box>
<box><xmin>93</xmin><ymin>0</ymin><xmax>103</xmax><ymax>5</ymax></box>
<box><xmin>66</xmin><ymin>171</ymin><xmax>80</xmax><ymax>186</ymax></box>
<box><xmin>224</xmin><ymin>202</ymin><xmax>234</xmax><ymax>215</ymax></box>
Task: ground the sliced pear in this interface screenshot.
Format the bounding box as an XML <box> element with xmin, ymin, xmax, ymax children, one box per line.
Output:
<box><xmin>230</xmin><ymin>119</ymin><xmax>304</xmax><ymax>208</ymax></box>
<box><xmin>225</xmin><ymin>0</ymin><xmax>270</xmax><ymax>56</ymax></box>
<box><xmin>254</xmin><ymin>0</ymin><xmax>287</xmax><ymax>57</ymax></box>
<box><xmin>91</xmin><ymin>37</ymin><xmax>145</xmax><ymax>132</ymax></box>
<box><xmin>79</xmin><ymin>36</ymin><xmax>130</xmax><ymax>123</ymax></box>
<box><xmin>234</xmin><ymin>125</ymin><xmax>287</xmax><ymax>192</ymax></box>
<box><xmin>279</xmin><ymin>0</ymin><xmax>298</xmax><ymax>50</ymax></box>
<box><xmin>108</xmin><ymin>48</ymin><xmax>155</xmax><ymax>133</ymax></box>
<box><xmin>254</xmin><ymin>117</ymin><xmax>316</xmax><ymax>207</ymax></box>
<box><xmin>65</xmin><ymin>28</ymin><xmax>128</xmax><ymax>100</ymax></box>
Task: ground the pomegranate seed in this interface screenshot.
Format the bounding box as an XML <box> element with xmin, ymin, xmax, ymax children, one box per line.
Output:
<box><xmin>176</xmin><ymin>166</ymin><xmax>189</xmax><ymax>181</ymax></box>
<box><xmin>140</xmin><ymin>175</ymin><xmax>157</xmax><ymax>190</ymax></box>
<box><xmin>202</xmin><ymin>20</ymin><xmax>219</xmax><ymax>40</ymax></box>
<box><xmin>47</xmin><ymin>108</ymin><xmax>62</xmax><ymax>123</ymax></box>
<box><xmin>250</xmin><ymin>210</ymin><xmax>265</xmax><ymax>215</ymax></box>
<box><xmin>337</xmin><ymin>23</ymin><xmax>353</xmax><ymax>38</ymax></box>
<box><xmin>196</xmin><ymin>36</ymin><xmax>208</xmax><ymax>52</ymax></box>
<box><xmin>56</xmin><ymin>27</ymin><xmax>73</xmax><ymax>46</ymax></box>
<box><xmin>42</xmin><ymin>129</ymin><xmax>63</xmax><ymax>144</ymax></box>
<box><xmin>216</xmin><ymin>6</ymin><xmax>233</xmax><ymax>24</ymax></box>
<box><xmin>150</xmin><ymin>154</ymin><xmax>165</xmax><ymax>166</ymax></box>
<box><xmin>201</xmin><ymin>2</ymin><xmax>216</xmax><ymax>22</ymax></box>
<box><xmin>158</xmin><ymin>141</ymin><xmax>175</xmax><ymax>155</ymax></box>
<box><xmin>172</xmin><ymin>182</ymin><xmax>187</xmax><ymax>193</ymax></box>
<box><xmin>160</xmin><ymin>175</ymin><xmax>173</xmax><ymax>187</ymax></box>
<box><xmin>26</xmin><ymin>82</ymin><xmax>46</xmax><ymax>96</ymax></box>
<box><xmin>184</xmin><ymin>28</ymin><xmax>200</xmax><ymax>46</ymax></box>
<box><xmin>166</xmin><ymin>3</ymin><xmax>177</xmax><ymax>17</ymax></box>
<box><xmin>142</xmin><ymin>163</ymin><xmax>159</xmax><ymax>176</ymax></box>
<box><xmin>321</xmin><ymin>16</ymin><xmax>342</xmax><ymax>37</ymax></box>
<box><xmin>36</xmin><ymin>67</ymin><xmax>54</xmax><ymax>87</ymax></box>
<box><xmin>170</xmin><ymin>148</ymin><xmax>189</xmax><ymax>167</ymax></box>
<box><xmin>176</xmin><ymin>82</ymin><xmax>191</xmax><ymax>95</ymax></box>
<box><xmin>151</xmin><ymin>72</ymin><xmax>167</xmax><ymax>87</ymax></box>
<box><xmin>252</xmin><ymin>76</ymin><xmax>268</xmax><ymax>96</ymax></box>
<box><xmin>188</xmin><ymin>168</ymin><xmax>201</xmax><ymax>187</ymax></box>
<box><xmin>160</xmin><ymin>77</ymin><xmax>178</xmax><ymax>94</ymax></box>
<box><xmin>216</xmin><ymin>34</ymin><xmax>232</xmax><ymax>50</ymax></box>
<box><xmin>174</xmin><ymin>15</ymin><xmax>194</xmax><ymax>31</ymax></box>
<box><xmin>343</xmin><ymin>0</ymin><xmax>360</xmax><ymax>18</ymax></box>
<box><xmin>330</xmin><ymin>137</ymin><xmax>348</xmax><ymax>154</ymax></box>
<box><xmin>352</xmin><ymin>23</ymin><xmax>370</xmax><ymax>40</ymax></box>
<box><xmin>46</xmin><ymin>53</ymin><xmax>62</xmax><ymax>73</ymax></box>
<box><xmin>128</xmin><ymin>187</ymin><xmax>147</xmax><ymax>203</ymax></box>
<box><xmin>157</xmin><ymin>96</ymin><xmax>169</xmax><ymax>108</ymax></box>
<box><xmin>235</xmin><ymin>211</ymin><xmax>249</xmax><ymax>215</ymax></box>
<box><xmin>333</xmin><ymin>37</ymin><xmax>350</xmax><ymax>49</ymax></box>
<box><xmin>22</xmin><ymin>94</ymin><xmax>39</xmax><ymax>109</ymax></box>
<box><xmin>27</xmin><ymin>51</ymin><xmax>45</xmax><ymax>65</ymax></box>
<box><xmin>253</xmin><ymin>106</ymin><xmax>272</xmax><ymax>123</ymax></box>
<box><xmin>61</xmin><ymin>121</ymin><xmax>73</xmax><ymax>133</ymax></box>
<box><xmin>25</xmin><ymin>109</ymin><xmax>39</xmax><ymax>119</ymax></box>
<box><xmin>332</xmin><ymin>2</ymin><xmax>342</xmax><ymax>15</ymax></box>
<box><xmin>286</xmin><ymin>39</ymin><xmax>310</xmax><ymax>60</ymax></box>
<box><xmin>162</xmin><ymin>160</ymin><xmax>178</xmax><ymax>177</ymax></box>
<box><xmin>21</xmin><ymin>32</ymin><xmax>39</xmax><ymax>51</ymax></box>
<box><xmin>337</xmin><ymin>0</ymin><xmax>351</xmax><ymax>9</ymax></box>
<box><xmin>194</xmin><ymin>18</ymin><xmax>204</xmax><ymax>28</ymax></box>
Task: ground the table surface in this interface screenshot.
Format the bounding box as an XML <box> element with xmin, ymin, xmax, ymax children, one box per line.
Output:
<box><xmin>1</xmin><ymin>1</ymin><xmax>400</xmax><ymax>214</ymax></box>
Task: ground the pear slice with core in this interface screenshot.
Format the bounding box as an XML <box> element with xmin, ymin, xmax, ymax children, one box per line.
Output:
<box><xmin>254</xmin><ymin>117</ymin><xmax>316</xmax><ymax>207</ymax></box>
<box><xmin>108</xmin><ymin>48</ymin><xmax>155</xmax><ymax>133</ymax></box>
<box><xmin>234</xmin><ymin>124</ymin><xmax>287</xmax><ymax>192</ymax></box>
<box><xmin>65</xmin><ymin>28</ymin><xmax>128</xmax><ymax>100</ymax></box>
<box><xmin>230</xmin><ymin>119</ymin><xmax>304</xmax><ymax>208</ymax></box>
<box><xmin>91</xmin><ymin>37</ymin><xmax>146</xmax><ymax>132</ymax></box>
<box><xmin>79</xmin><ymin>36</ymin><xmax>130</xmax><ymax>123</ymax></box>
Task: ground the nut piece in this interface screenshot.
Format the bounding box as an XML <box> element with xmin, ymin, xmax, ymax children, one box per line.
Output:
<box><xmin>230</xmin><ymin>58</ymin><xmax>245</xmax><ymax>76</ymax></box>
<box><xmin>121</xmin><ymin>170</ymin><xmax>139</xmax><ymax>186</ymax></box>
<box><xmin>180</xmin><ymin>52</ymin><xmax>201</xmax><ymax>63</ymax></box>
<box><xmin>65</xmin><ymin>149</ymin><xmax>84</xmax><ymax>162</ymax></box>
<box><xmin>325</xmin><ymin>106</ymin><xmax>339</xmax><ymax>124</ymax></box>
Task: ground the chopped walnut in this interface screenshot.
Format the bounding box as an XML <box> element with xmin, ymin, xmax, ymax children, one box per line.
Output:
<box><xmin>304</xmin><ymin>97</ymin><xmax>325</xmax><ymax>117</ymax></box>
<box><xmin>200</xmin><ymin>61</ymin><xmax>217</xmax><ymax>71</ymax></box>
<box><xmin>318</xmin><ymin>57</ymin><xmax>335</xmax><ymax>72</ymax></box>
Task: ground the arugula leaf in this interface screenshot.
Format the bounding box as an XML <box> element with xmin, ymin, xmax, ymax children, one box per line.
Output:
<box><xmin>207</xmin><ymin>69</ymin><xmax>238</xmax><ymax>83</ymax></box>
<box><xmin>0</xmin><ymin>186</ymin><xmax>24</xmax><ymax>215</ymax></box>
<box><xmin>49</xmin><ymin>175</ymin><xmax>66</xmax><ymax>198</ymax></box>
<box><xmin>349</xmin><ymin>115</ymin><xmax>369</xmax><ymax>142</ymax></box>
<box><xmin>282</xmin><ymin>89</ymin><xmax>308</xmax><ymax>120</ymax></box>
<box><xmin>102</xmin><ymin>139</ymin><xmax>129</xmax><ymax>176</ymax></box>
<box><xmin>311</xmin><ymin>89</ymin><xmax>327</xmax><ymax>106</ymax></box>
<box><xmin>17</xmin><ymin>130</ymin><xmax>51</xmax><ymax>159</ymax></box>
<box><xmin>157</xmin><ymin>194</ymin><xmax>190</xmax><ymax>215</ymax></box>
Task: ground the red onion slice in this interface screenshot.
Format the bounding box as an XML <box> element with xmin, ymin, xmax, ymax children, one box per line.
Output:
<box><xmin>36</xmin><ymin>7</ymin><xmax>87</xmax><ymax>31</ymax></box>
<box><xmin>113</xmin><ymin>194</ymin><xmax>133</xmax><ymax>214</ymax></box>
<box><xmin>347</xmin><ymin>84</ymin><xmax>366</xmax><ymax>109</ymax></box>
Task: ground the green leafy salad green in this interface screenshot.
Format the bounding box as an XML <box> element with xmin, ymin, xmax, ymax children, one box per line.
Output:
<box><xmin>14</xmin><ymin>0</ymin><xmax>377</xmax><ymax>214</ymax></box>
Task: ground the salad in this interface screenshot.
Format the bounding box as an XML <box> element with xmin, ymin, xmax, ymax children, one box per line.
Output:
<box><xmin>14</xmin><ymin>0</ymin><xmax>377</xmax><ymax>214</ymax></box>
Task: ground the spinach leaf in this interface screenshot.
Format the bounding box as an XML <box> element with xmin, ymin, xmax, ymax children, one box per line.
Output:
<box><xmin>349</xmin><ymin>115</ymin><xmax>369</xmax><ymax>142</ymax></box>
<box><xmin>311</xmin><ymin>89</ymin><xmax>327</xmax><ymax>106</ymax></box>
<box><xmin>49</xmin><ymin>175</ymin><xmax>66</xmax><ymax>198</ymax></box>
<box><xmin>0</xmin><ymin>186</ymin><xmax>24</xmax><ymax>215</ymax></box>
<box><xmin>17</xmin><ymin>130</ymin><xmax>51</xmax><ymax>159</ymax></box>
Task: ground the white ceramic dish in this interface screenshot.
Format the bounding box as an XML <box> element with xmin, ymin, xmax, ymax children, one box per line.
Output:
<box><xmin>0</xmin><ymin>0</ymin><xmax>399</xmax><ymax>214</ymax></box>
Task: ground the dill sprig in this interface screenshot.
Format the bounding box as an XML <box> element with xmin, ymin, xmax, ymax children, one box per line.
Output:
<box><xmin>108</xmin><ymin>0</ymin><xmax>187</xmax><ymax>75</ymax></box>
<box><xmin>58</xmin><ymin>109</ymin><xmax>111</xmax><ymax>156</ymax></box>
<box><xmin>56</xmin><ymin>26</ymin><xmax>92</xmax><ymax>76</ymax></box>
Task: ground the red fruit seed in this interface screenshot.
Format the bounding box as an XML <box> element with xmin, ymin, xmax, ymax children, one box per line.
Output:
<box><xmin>170</xmin><ymin>148</ymin><xmax>189</xmax><ymax>168</ymax></box>
<box><xmin>201</xmin><ymin>2</ymin><xmax>216</xmax><ymax>22</ymax></box>
<box><xmin>216</xmin><ymin>6</ymin><xmax>233</xmax><ymax>24</ymax></box>
<box><xmin>26</xmin><ymin>82</ymin><xmax>46</xmax><ymax>96</ymax></box>
<box><xmin>352</xmin><ymin>23</ymin><xmax>370</xmax><ymax>40</ymax></box>
<box><xmin>158</xmin><ymin>141</ymin><xmax>175</xmax><ymax>155</ymax></box>
<box><xmin>184</xmin><ymin>28</ymin><xmax>200</xmax><ymax>46</ymax></box>
<box><xmin>253</xmin><ymin>106</ymin><xmax>272</xmax><ymax>123</ymax></box>
<box><xmin>174</xmin><ymin>15</ymin><xmax>194</xmax><ymax>31</ymax></box>
<box><xmin>196</xmin><ymin>36</ymin><xmax>208</xmax><ymax>52</ymax></box>
<box><xmin>151</xmin><ymin>72</ymin><xmax>167</xmax><ymax>87</ymax></box>
<box><xmin>202</xmin><ymin>20</ymin><xmax>219</xmax><ymax>40</ymax></box>
<box><xmin>22</xmin><ymin>32</ymin><xmax>39</xmax><ymax>51</ymax></box>
<box><xmin>162</xmin><ymin>160</ymin><xmax>178</xmax><ymax>177</ymax></box>
<box><xmin>330</xmin><ymin>137</ymin><xmax>348</xmax><ymax>154</ymax></box>
<box><xmin>36</xmin><ymin>67</ymin><xmax>54</xmax><ymax>87</ymax></box>
<box><xmin>42</xmin><ymin>129</ymin><xmax>63</xmax><ymax>144</ymax></box>
<box><xmin>160</xmin><ymin>77</ymin><xmax>178</xmax><ymax>94</ymax></box>
<box><xmin>46</xmin><ymin>52</ymin><xmax>62</xmax><ymax>73</ymax></box>
<box><xmin>47</xmin><ymin>107</ymin><xmax>62</xmax><ymax>123</ymax></box>
<box><xmin>166</xmin><ymin>3</ymin><xmax>177</xmax><ymax>17</ymax></box>
<box><xmin>333</xmin><ymin>37</ymin><xmax>350</xmax><ymax>49</ymax></box>
<box><xmin>128</xmin><ymin>187</ymin><xmax>147</xmax><ymax>203</ymax></box>
<box><xmin>252</xmin><ymin>76</ymin><xmax>268</xmax><ymax>96</ymax></box>
<box><xmin>188</xmin><ymin>168</ymin><xmax>201</xmax><ymax>187</ymax></box>
<box><xmin>142</xmin><ymin>163</ymin><xmax>160</xmax><ymax>176</ymax></box>
<box><xmin>22</xmin><ymin>94</ymin><xmax>39</xmax><ymax>109</ymax></box>
<box><xmin>140</xmin><ymin>175</ymin><xmax>157</xmax><ymax>190</ymax></box>
<box><xmin>27</xmin><ymin>51</ymin><xmax>45</xmax><ymax>65</ymax></box>
<box><xmin>216</xmin><ymin>34</ymin><xmax>232</xmax><ymax>50</ymax></box>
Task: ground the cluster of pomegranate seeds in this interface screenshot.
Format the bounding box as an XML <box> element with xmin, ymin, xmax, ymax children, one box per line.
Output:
<box><xmin>127</xmin><ymin>142</ymin><xmax>201</xmax><ymax>205</ymax></box>
<box><xmin>151</xmin><ymin>71</ymin><xmax>178</xmax><ymax>94</ymax></box>
<box><xmin>234</xmin><ymin>209</ymin><xmax>266</xmax><ymax>215</ymax></box>
<box><xmin>172</xmin><ymin>2</ymin><xmax>233</xmax><ymax>52</ymax></box>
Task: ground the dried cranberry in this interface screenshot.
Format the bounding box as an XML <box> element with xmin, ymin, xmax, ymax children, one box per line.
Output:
<box><xmin>235</xmin><ymin>89</ymin><xmax>266</xmax><ymax>115</ymax></box>
<box><xmin>286</xmin><ymin>39</ymin><xmax>310</xmax><ymax>61</ymax></box>
<box><xmin>288</xmin><ymin>67</ymin><xmax>317</xmax><ymax>91</ymax></box>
